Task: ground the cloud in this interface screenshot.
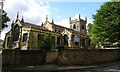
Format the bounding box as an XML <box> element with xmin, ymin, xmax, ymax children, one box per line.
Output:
<box><xmin>55</xmin><ymin>19</ymin><xmax>69</xmax><ymax>28</ymax></box>
<box><xmin>57</xmin><ymin>15</ymin><xmax>61</xmax><ymax>18</ymax></box>
<box><xmin>1</xmin><ymin>0</ymin><xmax>51</xmax><ymax>40</ymax></box>
<box><xmin>4</xmin><ymin>0</ymin><xmax>51</xmax><ymax>24</ymax></box>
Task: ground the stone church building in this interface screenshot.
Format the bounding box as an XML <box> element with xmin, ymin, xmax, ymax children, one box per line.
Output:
<box><xmin>3</xmin><ymin>13</ymin><xmax>90</xmax><ymax>50</ymax></box>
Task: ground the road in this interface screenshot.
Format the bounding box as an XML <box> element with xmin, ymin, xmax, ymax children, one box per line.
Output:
<box><xmin>2</xmin><ymin>61</ymin><xmax>120</xmax><ymax>72</ymax></box>
<box><xmin>84</xmin><ymin>62</ymin><xmax>120</xmax><ymax>72</ymax></box>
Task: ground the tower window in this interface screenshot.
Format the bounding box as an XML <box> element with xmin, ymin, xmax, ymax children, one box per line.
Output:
<box><xmin>73</xmin><ymin>24</ymin><xmax>76</xmax><ymax>29</ymax></box>
<box><xmin>82</xmin><ymin>25</ymin><xmax>84</xmax><ymax>29</ymax></box>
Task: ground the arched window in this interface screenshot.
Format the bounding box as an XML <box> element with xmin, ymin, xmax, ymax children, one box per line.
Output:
<box><xmin>7</xmin><ymin>37</ymin><xmax>11</xmax><ymax>48</ymax></box>
<box><xmin>64</xmin><ymin>34</ymin><xmax>68</xmax><ymax>45</ymax></box>
<box><xmin>73</xmin><ymin>24</ymin><xmax>76</xmax><ymax>29</ymax></box>
<box><xmin>13</xmin><ymin>24</ymin><xmax>20</xmax><ymax>42</ymax></box>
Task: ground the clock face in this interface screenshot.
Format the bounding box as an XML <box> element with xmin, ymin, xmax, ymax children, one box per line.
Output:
<box><xmin>74</xmin><ymin>35</ymin><xmax>79</xmax><ymax>42</ymax></box>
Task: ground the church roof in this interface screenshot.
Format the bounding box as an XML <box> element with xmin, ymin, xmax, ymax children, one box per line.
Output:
<box><xmin>21</xmin><ymin>22</ymin><xmax>49</xmax><ymax>31</ymax></box>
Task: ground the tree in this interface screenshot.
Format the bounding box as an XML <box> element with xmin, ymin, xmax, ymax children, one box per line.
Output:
<box><xmin>110</xmin><ymin>0</ymin><xmax>120</xmax><ymax>2</ymax></box>
<box><xmin>38</xmin><ymin>35</ymin><xmax>54</xmax><ymax>50</ymax></box>
<box><xmin>0</xmin><ymin>10</ymin><xmax>10</xmax><ymax>30</ymax></box>
<box><xmin>38</xmin><ymin>35</ymin><xmax>54</xmax><ymax>64</ymax></box>
<box><xmin>87</xmin><ymin>23</ymin><xmax>93</xmax><ymax>36</ymax></box>
<box><xmin>90</xmin><ymin>2</ymin><xmax>120</xmax><ymax>48</ymax></box>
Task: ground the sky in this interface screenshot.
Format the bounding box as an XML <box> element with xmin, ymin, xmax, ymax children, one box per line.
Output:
<box><xmin>0</xmin><ymin>0</ymin><xmax>109</xmax><ymax>40</ymax></box>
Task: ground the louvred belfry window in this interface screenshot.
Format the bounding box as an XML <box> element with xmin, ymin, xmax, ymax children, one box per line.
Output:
<box><xmin>73</xmin><ymin>24</ymin><xmax>76</xmax><ymax>29</ymax></box>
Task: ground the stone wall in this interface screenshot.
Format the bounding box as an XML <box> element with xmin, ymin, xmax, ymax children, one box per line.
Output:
<box><xmin>46</xmin><ymin>51</ymin><xmax>58</xmax><ymax>64</ymax></box>
<box><xmin>2</xmin><ymin>49</ymin><xmax>120</xmax><ymax>66</ymax></box>
<box><xmin>2</xmin><ymin>49</ymin><xmax>20</xmax><ymax>65</ymax></box>
<box><xmin>60</xmin><ymin>49</ymin><xmax>120</xmax><ymax>65</ymax></box>
<box><xmin>2</xmin><ymin>49</ymin><xmax>57</xmax><ymax>66</ymax></box>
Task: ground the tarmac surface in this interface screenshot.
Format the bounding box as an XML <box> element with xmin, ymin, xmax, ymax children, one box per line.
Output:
<box><xmin>2</xmin><ymin>61</ymin><xmax>120</xmax><ymax>72</ymax></box>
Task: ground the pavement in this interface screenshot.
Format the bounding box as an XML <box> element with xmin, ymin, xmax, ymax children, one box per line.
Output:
<box><xmin>2</xmin><ymin>61</ymin><xmax>120</xmax><ymax>72</ymax></box>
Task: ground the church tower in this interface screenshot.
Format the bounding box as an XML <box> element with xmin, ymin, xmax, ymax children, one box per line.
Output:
<box><xmin>69</xmin><ymin>14</ymin><xmax>87</xmax><ymax>35</ymax></box>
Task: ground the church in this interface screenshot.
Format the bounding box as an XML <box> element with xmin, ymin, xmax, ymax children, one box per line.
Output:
<box><xmin>3</xmin><ymin>13</ymin><xmax>90</xmax><ymax>50</ymax></box>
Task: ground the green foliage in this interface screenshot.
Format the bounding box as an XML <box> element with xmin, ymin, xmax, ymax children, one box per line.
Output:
<box><xmin>90</xmin><ymin>2</ymin><xmax>120</xmax><ymax>47</ymax></box>
<box><xmin>38</xmin><ymin>35</ymin><xmax>55</xmax><ymax>50</ymax></box>
<box><xmin>110</xmin><ymin>0</ymin><xmax>120</xmax><ymax>2</ymax></box>
<box><xmin>1</xmin><ymin>10</ymin><xmax>10</xmax><ymax>30</ymax></box>
<box><xmin>87</xmin><ymin>23</ymin><xmax>93</xmax><ymax>35</ymax></box>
